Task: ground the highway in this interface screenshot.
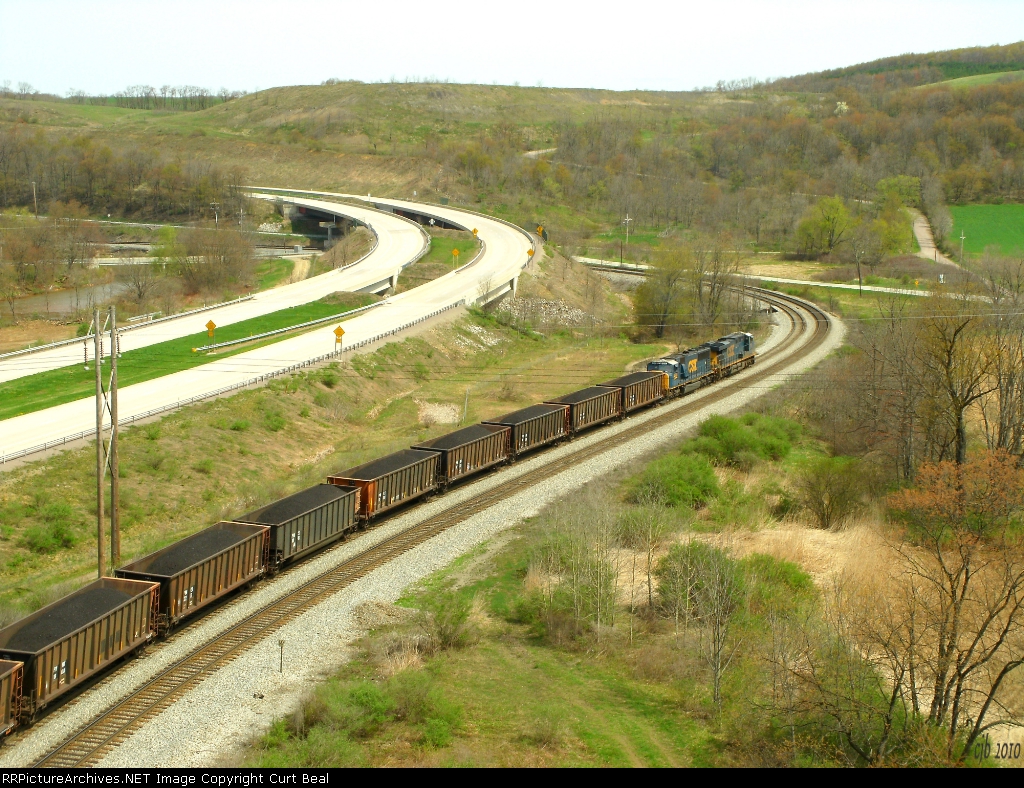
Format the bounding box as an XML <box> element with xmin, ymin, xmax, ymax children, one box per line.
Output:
<box><xmin>0</xmin><ymin>199</ymin><xmax>427</xmax><ymax>385</ymax></box>
<box><xmin>0</xmin><ymin>193</ymin><xmax>533</xmax><ymax>462</ymax></box>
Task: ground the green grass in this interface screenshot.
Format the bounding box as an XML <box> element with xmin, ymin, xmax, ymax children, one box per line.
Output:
<box><xmin>255</xmin><ymin>257</ymin><xmax>295</xmax><ymax>289</ymax></box>
<box><xmin>950</xmin><ymin>204</ymin><xmax>1024</xmax><ymax>255</ymax></box>
<box><xmin>0</xmin><ymin>294</ymin><xmax>374</xmax><ymax>422</ymax></box>
<box><xmin>927</xmin><ymin>70</ymin><xmax>1024</xmax><ymax>89</ymax></box>
<box><xmin>420</xmin><ymin>235</ymin><xmax>479</xmax><ymax>268</ymax></box>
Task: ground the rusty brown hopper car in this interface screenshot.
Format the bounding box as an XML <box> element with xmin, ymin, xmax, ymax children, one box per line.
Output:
<box><xmin>235</xmin><ymin>484</ymin><xmax>360</xmax><ymax>567</ymax></box>
<box><xmin>328</xmin><ymin>449</ymin><xmax>439</xmax><ymax>518</ymax></box>
<box><xmin>600</xmin><ymin>371</ymin><xmax>667</xmax><ymax>413</ymax></box>
<box><xmin>115</xmin><ymin>522</ymin><xmax>269</xmax><ymax>629</ymax></box>
<box><xmin>0</xmin><ymin>660</ymin><xmax>23</xmax><ymax>736</ymax></box>
<box><xmin>0</xmin><ymin>577</ymin><xmax>158</xmax><ymax>718</ymax></box>
<box><xmin>412</xmin><ymin>424</ymin><xmax>511</xmax><ymax>485</ymax></box>
<box><xmin>483</xmin><ymin>403</ymin><xmax>570</xmax><ymax>457</ymax></box>
<box><xmin>544</xmin><ymin>386</ymin><xmax>622</xmax><ymax>432</ymax></box>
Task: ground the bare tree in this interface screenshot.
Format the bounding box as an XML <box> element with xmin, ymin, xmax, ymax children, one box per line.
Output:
<box><xmin>690</xmin><ymin>543</ymin><xmax>743</xmax><ymax>712</ymax></box>
<box><xmin>118</xmin><ymin>258</ymin><xmax>161</xmax><ymax>306</ymax></box>
<box><xmin>917</xmin><ymin>290</ymin><xmax>995</xmax><ymax>464</ymax></box>
<box><xmin>689</xmin><ymin>235</ymin><xmax>738</xmax><ymax>330</ymax></box>
<box><xmin>0</xmin><ymin>262</ymin><xmax>20</xmax><ymax>322</ymax></box>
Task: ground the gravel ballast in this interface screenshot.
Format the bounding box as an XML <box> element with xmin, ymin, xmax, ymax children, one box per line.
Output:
<box><xmin>0</xmin><ymin>303</ymin><xmax>842</xmax><ymax>767</ymax></box>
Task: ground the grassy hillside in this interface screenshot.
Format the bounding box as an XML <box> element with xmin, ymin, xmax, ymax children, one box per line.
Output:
<box><xmin>774</xmin><ymin>40</ymin><xmax>1024</xmax><ymax>91</ymax></box>
<box><xmin>928</xmin><ymin>70</ymin><xmax>1024</xmax><ymax>89</ymax></box>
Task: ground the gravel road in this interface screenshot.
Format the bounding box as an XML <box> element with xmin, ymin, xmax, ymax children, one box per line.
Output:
<box><xmin>0</xmin><ymin>301</ymin><xmax>843</xmax><ymax>768</ymax></box>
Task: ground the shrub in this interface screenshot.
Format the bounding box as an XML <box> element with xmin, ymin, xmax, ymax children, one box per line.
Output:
<box><xmin>143</xmin><ymin>424</ymin><xmax>161</xmax><ymax>441</ymax></box>
<box><xmin>412</xmin><ymin>362</ymin><xmax>429</xmax><ymax>382</ymax></box>
<box><xmin>706</xmin><ymin>480</ymin><xmax>765</xmax><ymax>529</ymax></box>
<box><xmin>423</xmin><ymin>591</ymin><xmax>476</xmax><ymax>651</ymax></box>
<box><xmin>685</xmin><ymin>413</ymin><xmax>801</xmax><ymax>468</ymax></box>
<box><xmin>193</xmin><ymin>458</ymin><xmax>214</xmax><ymax>475</ymax></box>
<box><xmin>628</xmin><ymin>453</ymin><xmax>719</xmax><ymax>508</ymax></box>
<box><xmin>798</xmin><ymin>455</ymin><xmax>862</xmax><ymax>529</ymax></box>
<box><xmin>319</xmin><ymin>369</ymin><xmax>339</xmax><ymax>389</ymax></box>
<box><xmin>229</xmin><ymin>419</ymin><xmax>250</xmax><ymax>431</ymax></box>
<box><xmin>22</xmin><ymin>500</ymin><xmax>78</xmax><ymax>553</ymax></box>
<box><xmin>264</xmin><ymin>411</ymin><xmax>286</xmax><ymax>432</ymax></box>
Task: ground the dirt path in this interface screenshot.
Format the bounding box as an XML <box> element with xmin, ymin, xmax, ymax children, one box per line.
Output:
<box><xmin>910</xmin><ymin>209</ymin><xmax>959</xmax><ymax>268</ymax></box>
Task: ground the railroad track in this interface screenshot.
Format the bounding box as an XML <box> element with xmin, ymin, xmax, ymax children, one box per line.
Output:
<box><xmin>32</xmin><ymin>290</ymin><xmax>829</xmax><ymax>767</ymax></box>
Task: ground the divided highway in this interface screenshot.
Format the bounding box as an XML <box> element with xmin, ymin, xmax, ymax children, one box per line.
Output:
<box><xmin>0</xmin><ymin>193</ymin><xmax>534</xmax><ymax>463</ymax></box>
<box><xmin>0</xmin><ymin>199</ymin><xmax>427</xmax><ymax>385</ymax></box>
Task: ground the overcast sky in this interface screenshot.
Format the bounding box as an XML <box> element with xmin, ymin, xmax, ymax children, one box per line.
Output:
<box><xmin>2</xmin><ymin>0</ymin><xmax>1023</xmax><ymax>95</ymax></box>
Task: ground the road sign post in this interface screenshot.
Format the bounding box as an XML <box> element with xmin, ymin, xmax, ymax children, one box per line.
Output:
<box><xmin>334</xmin><ymin>325</ymin><xmax>345</xmax><ymax>356</ymax></box>
<box><xmin>452</xmin><ymin>248</ymin><xmax>460</xmax><ymax>269</ymax></box>
<box><xmin>206</xmin><ymin>320</ymin><xmax>216</xmax><ymax>341</ymax></box>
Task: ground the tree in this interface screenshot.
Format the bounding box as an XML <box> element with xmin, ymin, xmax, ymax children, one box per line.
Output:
<box><xmin>888</xmin><ymin>451</ymin><xmax>1024</xmax><ymax>760</ymax></box>
<box><xmin>917</xmin><ymin>291</ymin><xmax>995</xmax><ymax>464</ymax></box>
<box><xmin>0</xmin><ymin>262</ymin><xmax>20</xmax><ymax>322</ymax></box>
<box><xmin>634</xmin><ymin>244</ymin><xmax>688</xmax><ymax>338</ymax></box>
<box><xmin>688</xmin><ymin>235</ymin><xmax>738</xmax><ymax>330</ymax></box>
<box><xmin>978</xmin><ymin>253</ymin><xmax>1024</xmax><ymax>460</ymax></box>
<box><xmin>689</xmin><ymin>543</ymin><xmax>744</xmax><ymax>712</ymax></box>
<box><xmin>117</xmin><ymin>258</ymin><xmax>161</xmax><ymax>306</ymax></box>
<box><xmin>797</xmin><ymin>197</ymin><xmax>853</xmax><ymax>256</ymax></box>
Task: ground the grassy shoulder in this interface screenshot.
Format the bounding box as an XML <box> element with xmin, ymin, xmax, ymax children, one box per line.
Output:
<box><xmin>0</xmin><ymin>310</ymin><xmax>664</xmax><ymax>623</ymax></box>
<box><xmin>0</xmin><ymin>293</ymin><xmax>377</xmax><ymax>422</ymax></box>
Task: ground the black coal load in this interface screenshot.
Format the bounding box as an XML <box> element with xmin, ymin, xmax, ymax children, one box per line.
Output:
<box><xmin>144</xmin><ymin>529</ymin><xmax>247</xmax><ymax>576</ymax></box>
<box><xmin>242</xmin><ymin>485</ymin><xmax>349</xmax><ymax>525</ymax></box>
<box><xmin>5</xmin><ymin>588</ymin><xmax>132</xmax><ymax>653</ymax></box>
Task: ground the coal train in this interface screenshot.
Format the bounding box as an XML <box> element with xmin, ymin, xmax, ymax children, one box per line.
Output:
<box><xmin>0</xmin><ymin>331</ymin><xmax>755</xmax><ymax>735</ymax></box>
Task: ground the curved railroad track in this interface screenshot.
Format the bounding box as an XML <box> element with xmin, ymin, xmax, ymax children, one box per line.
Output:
<box><xmin>31</xmin><ymin>289</ymin><xmax>829</xmax><ymax>768</ymax></box>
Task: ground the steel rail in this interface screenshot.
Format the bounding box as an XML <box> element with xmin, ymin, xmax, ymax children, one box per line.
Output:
<box><xmin>31</xmin><ymin>291</ymin><xmax>828</xmax><ymax>767</ymax></box>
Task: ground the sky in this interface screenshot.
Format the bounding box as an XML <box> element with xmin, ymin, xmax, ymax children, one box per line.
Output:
<box><xmin>2</xmin><ymin>0</ymin><xmax>1024</xmax><ymax>96</ymax></box>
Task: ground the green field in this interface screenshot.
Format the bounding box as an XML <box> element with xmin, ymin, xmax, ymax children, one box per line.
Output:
<box><xmin>950</xmin><ymin>204</ymin><xmax>1024</xmax><ymax>255</ymax></box>
<box><xmin>0</xmin><ymin>293</ymin><xmax>374</xmax><ymax>421</ymax></box>
<box><xmin>929</xmin><ymin>70</ymin><xmax>1024</xmax><ymax>89</ymax></box>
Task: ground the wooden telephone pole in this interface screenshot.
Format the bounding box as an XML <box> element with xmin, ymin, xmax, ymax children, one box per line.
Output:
<box><xmin>109</xmin><ymin>305</ymin><xmax>120</xmax><ymax>567</ymax></box>
<box><xmin>94</xmin><ymin>308</ymin><xmax>105</xmax><ymax>578</ymax></box>
<box><xmin>93</xmin><ymin>305</ymin><xmax>121</xmax><ymax>578</ymax></box>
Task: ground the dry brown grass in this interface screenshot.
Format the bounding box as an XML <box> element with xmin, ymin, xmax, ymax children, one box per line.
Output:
<box><xmin>0</xmin><ymin>320</ymin><xmax>78</xmax><ymax>352</ymax></box>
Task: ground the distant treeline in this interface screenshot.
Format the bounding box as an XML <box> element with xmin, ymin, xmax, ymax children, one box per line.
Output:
<box><xmin>775</xmin><ymin>41</ymin><xmax>1024</xmax><ymax>92</ymax></box>
<box><xmin>1</xmin><ymin>81</ymin><xmax>246</xmax><ymax>112</ymax></box>
<box><xmin>0</xmin><ymin>127</ymin><xmax>248</xmax><ymax>219</ymax></box>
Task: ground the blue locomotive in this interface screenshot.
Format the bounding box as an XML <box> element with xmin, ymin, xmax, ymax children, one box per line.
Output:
<box><xmin>647</xmin><ymin>332</ymin><xmax>756</xmax><ymax>394</ymax></box>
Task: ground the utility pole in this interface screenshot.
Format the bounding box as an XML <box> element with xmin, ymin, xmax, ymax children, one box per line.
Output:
<box><xmin>31</xmin><ymin>181</ymin><xmax>38</xmax><ymax>217</ymax></box>
<box><xmin>622</xmin><ymin>213</ymin><xmax>633</xmax><ymax>246</ymax></box>
<box><xmin>94</xmin><ymin>307</ymin><xmax>106</xmax><ymax>578</ymax></box>
<box><xmin>960</xmin><ymin>230</ymin><xmax>966</xmax><ymax>264</ymax></box>
<box><xmin>109</xmin><ymin>305</ymin><xmax>120</xmax><ymax>568</ymax></box>
<box><xmin>211</xmin><ymin>202</ymin><xmax>220</xmax><ymax>229</ymax></box>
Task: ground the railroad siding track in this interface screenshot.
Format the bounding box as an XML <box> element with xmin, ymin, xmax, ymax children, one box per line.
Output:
<box><xmin>32</xmin><ymin>291</ymin><xmax>828</xmax><ymax>768</ymax></box>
